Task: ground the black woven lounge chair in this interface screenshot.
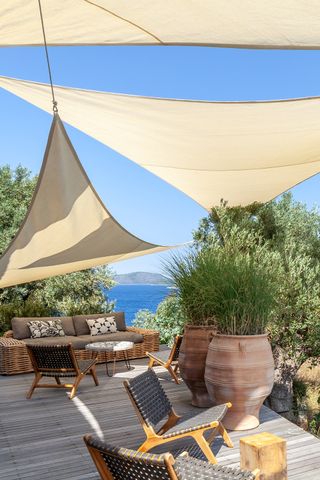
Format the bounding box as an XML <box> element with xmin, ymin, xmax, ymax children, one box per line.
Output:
<box><xmin>147</xmin><ymin>335</ymin><xmax>183</xmax><ymax>384</ymax></box>
<box><xmin>84</xmin><ymin>434</ymin><xmax>258</xmax><ymax>480</ymax></box>
<box><xmin>26</xmin><ymin>344</ymin><xmax>99</xmax><ymax>399</ymax></box>
<box><xmin>123</xmin><ymin>368</ymin><xmax>233</xmax><ymax>464</ymax></box>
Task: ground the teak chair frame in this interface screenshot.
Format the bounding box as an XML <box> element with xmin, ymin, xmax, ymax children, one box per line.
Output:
<box><xmin>84</xmin><ymin>435</ymin><xmax>260</xmax><ymax>480</ymax></box>
<box><xmin>124</xmin><ymin>370</ymin><xmax>233</xmax><ymax>464</ymax></box>
<box><xmin>147</xmin><ymin>335</ymin><xmax>182</xmax><ymax>384</ymax></box>
<box><xmin>26</xmin><ymin>343</ymin><xmax>99</xmax><ymax>399</ymax></box>
<box><xmin>84</xmin><ymin>435</ymin><xmax>178</xmax><ymax>480</ymax></box>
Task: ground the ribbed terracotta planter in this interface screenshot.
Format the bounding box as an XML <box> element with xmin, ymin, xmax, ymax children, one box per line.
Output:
<box><xmin>205</xmin><ymin>334</ymin><xmax>274</xmax><ymax>430</ymax></box>
<box><xmin>178</xmin><ymin>325</ymin><xmax>215</xmax><ymax>408</ymax></box>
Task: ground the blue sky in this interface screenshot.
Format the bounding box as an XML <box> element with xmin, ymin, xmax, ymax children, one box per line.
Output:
<box><xmin>1</xmin><ymin>46</ymin><xmax>320</xmax><ymax>274</ymax></box>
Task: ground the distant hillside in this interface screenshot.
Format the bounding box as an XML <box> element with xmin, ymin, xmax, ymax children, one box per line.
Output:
<box><xmin>114</xmin><ymin>272</ymin><xmax>172</xmax><ymax>285</ymax></box>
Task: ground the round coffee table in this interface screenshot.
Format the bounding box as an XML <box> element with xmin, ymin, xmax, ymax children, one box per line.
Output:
<box><xmin>85</xmin><ymin>341</ymin><xmax>134</xmax><ymax>377</ymax></box>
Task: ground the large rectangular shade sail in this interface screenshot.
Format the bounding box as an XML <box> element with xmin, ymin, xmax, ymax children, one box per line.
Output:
<box><xmin>0</xmin><ymin>115</ymin><xmax>169</xmax><ymax>288</ymax></box>
<box><xmin>2</xmin><ymin>1</ymin><xmax>320</xmax><ymax>49</ymax></box>
<box><xmin>1</xmin><ymin>76</ymin><xmax>320</xmax><ymax>210</ymax></box>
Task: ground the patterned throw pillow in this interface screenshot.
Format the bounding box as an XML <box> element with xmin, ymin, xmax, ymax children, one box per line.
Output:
<box><xmin>86</xmin><ymin>317</ymin><xmax>118</xmax><ymax>336</ymax></box>
<box><xmin>27</xmin><ymin>319</ymin><xmax>65</xmax><ymax>339</ymax></box>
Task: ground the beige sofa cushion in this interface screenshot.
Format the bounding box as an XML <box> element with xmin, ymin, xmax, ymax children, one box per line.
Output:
<box><xmin>73</xmin><ymin>312</ymin><xmax>126</xmax><ymax>335</ymax></box>
<box><xmin>78</xmin><ymin>331</ymin><xmax>143</xmax><ymax>345</ymax></box>
<box><xmin>12</xmin><ymin>316</ymin><xmax>75</xmax><ymax>340</ymax></box>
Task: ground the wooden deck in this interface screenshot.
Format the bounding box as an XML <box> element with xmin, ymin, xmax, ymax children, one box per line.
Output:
<box><xmin>1</xmin><ymin>355</ymin><xmax>320</xmax><ymax>480</ymax></box>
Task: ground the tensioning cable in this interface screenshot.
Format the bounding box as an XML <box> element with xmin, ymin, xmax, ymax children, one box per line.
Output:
<box><xmin>37</xmin><ymin>0</ymin><xmax>58</xmax><ymax>113</ymax></box>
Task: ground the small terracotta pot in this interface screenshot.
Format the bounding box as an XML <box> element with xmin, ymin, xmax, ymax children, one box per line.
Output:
<box><xmin>205</xmin><ymin>334</ymin><xmax>274</xmax><ymax>430</ymax></box>
<box><xmin>178</xmin><ymin>325</ymin><xmax>215</xmax><ymax>408</ymax></box>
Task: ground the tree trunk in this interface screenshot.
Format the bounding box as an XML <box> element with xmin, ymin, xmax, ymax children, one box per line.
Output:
<box><xmin>265</xmin><ymin>346</ymin><xmax>299</xmax><ymax>413</ymax></box>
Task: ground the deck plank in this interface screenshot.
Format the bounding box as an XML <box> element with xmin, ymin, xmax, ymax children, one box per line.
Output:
<box><xmin>1</xmin><ymin>357</ymin><xmax>319</xmax><ymax>479</ymax></box>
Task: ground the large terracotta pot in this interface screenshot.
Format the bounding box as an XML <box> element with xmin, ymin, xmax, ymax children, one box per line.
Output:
<box><xmin>205</xmin><ymin>334</ymin><xmax>274</xmax><ymax>430</ymax></box>
<box><xmin>178</xmin><ymin>325</ymin><xmax>215</xmax><ymax>408</ymax></box>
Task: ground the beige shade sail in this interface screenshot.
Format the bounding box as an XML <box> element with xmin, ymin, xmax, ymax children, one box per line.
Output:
<box><xmin>2</xmin><ymin>1</ymin><xmax>320</xmax><ymax>49</ymax></box>
<box><xmin>0</xmin><ymin>114</ymin><xmax>169</xmax><ymax>288</ymax></box>
<box><xmin>1</xmin><ymin>76</ymin><xmax>320</xmax><ymax>210</ymax></box>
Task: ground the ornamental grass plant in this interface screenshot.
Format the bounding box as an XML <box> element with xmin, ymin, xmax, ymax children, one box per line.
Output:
<box><xmin>164</xmin><ymin>248</ymin><xmax>277</xmax><ymax>336</ymax></box>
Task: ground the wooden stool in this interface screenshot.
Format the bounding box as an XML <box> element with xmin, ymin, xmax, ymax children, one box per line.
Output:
<box><xmin>240</xmin><ymin>432</ymin><xmax>287</xmax><ymax>480</ymax></box>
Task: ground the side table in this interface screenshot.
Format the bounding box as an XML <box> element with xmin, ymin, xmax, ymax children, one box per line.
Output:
<box><xmin>85</xmin><ymin>341</ymin><xmax>134</xmax><ymax>377</ymax></box>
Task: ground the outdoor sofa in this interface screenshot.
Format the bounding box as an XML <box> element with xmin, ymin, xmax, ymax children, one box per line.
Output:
<box><xmin>0</xmin><ymin>312</ymin><xmax>159</xmax><ymax>375</ymax></box>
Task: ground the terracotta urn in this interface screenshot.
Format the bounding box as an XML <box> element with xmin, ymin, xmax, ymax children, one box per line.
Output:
<box><xmin>178</xmin><ymin>325</ymin><xmax>215</xmax><ymax>408</ymax></box>
<box><xmin>205</xmin><ymin>334</ymin><xmax>274</xmax><ymax>430</ymax></box>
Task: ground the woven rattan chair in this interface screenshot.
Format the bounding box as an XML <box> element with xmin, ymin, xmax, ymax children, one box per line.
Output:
<box><xmin>84</xmin><ymin>434</ymin><xmax>258</xmax><ymax>480</ymax></box>
<box><xmin>124</xmin><ymin>368</ymin><xmax>233</xmax><ymax>464</ymax></box>
<box><xmin>26</xmin><ymin>344</ymin><xmax>99</xmax><ymax>399</ymax></box>
<box><xmin>147</xmin><ymin>335</ymin><xmax>183</xmax><ymax>384</ymax></box>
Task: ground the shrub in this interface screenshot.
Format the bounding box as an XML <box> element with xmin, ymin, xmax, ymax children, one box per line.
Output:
<box><xmin>133</xmin><ymin>295</ymin><xmax>187</xmax><ymax>345</ymax></box>
<box><xmin>0</xmin><ymin>299</ymin><xmax>52</xmax><ymax>335</ymax></box>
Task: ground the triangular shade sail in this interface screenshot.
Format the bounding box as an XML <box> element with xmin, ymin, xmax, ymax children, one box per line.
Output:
<box><xmin>2</xmin><ymin>1</ymin><xmax>320</xmax><ymax>49</ymax></box>
<box><xmin>0</xmin><ymin>114</ymin><xmax>169</xmax><ymax>288</ymax></box>
<box><xmin>1</xmin><ymin>76</ymin><xmax>320</xmax><ymax>210</ymax></box>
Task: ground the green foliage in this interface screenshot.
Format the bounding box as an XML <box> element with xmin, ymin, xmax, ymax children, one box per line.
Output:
<box><xmin>0</xmin><ymin>165</ymin><xmax>36</xmax><ymax>254</ymax></box>
<box><xmin>293</xmin><ymin>379</ymin><xmax>320</xmax><ymax>438</ymax></box>
<box><xmin>309</xmin><ymin>412</ymin><xmax>320</xmax><ymax>437</ymax></box>
<box><xmin>133</xmin><ymin>295</ymin><xmax>187</xmax><ymax>345</ymax></box>
<box><xmin>0</xmin><ymin>165</ymin><xmax>115</xmax><ymax>335</ymax></box>
<box><xmin>30</xmin><ymin>267</ymin><xmax>115</xmax><ymax>316</ymax></box>
<box><xmin>0</xmin><ymin>299</ymin><xmax>52</xmax><ymax>336</ymax></box>
<box><xmin>293</xmin><ymin>379</ymin><xmax>308</xmax><ymax>412</ymax></box>
<box><xmin>191</xmin><ymin>193</ymin><xmax>320</xmax><ymax>367</ymax></box>
<box><xmin>164</xmin><ymin>247</ymin><xmax>277</xmax><ymax>335</ymax></box>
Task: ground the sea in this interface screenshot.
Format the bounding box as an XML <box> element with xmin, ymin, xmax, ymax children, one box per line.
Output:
<box><xmin>106</xmin><ymin>284</ymin><xmax>172</xmax><ymax>325</ymax></box>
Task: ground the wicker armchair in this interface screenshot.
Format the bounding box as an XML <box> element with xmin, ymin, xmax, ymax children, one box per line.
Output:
<box><xmin>124</xmin><ymin>369</ymin><xmax>233</xmax><ymax>464</ymax></box>
<box><xmin>147</xmin><ymin>335</ymin><xmax>183</xmax><ymax>384</ymax></box>
<box><xmin>26</xmin><ymin>344</ymin><xmax>99</xmax><ymax>399</ymax></box>
<box><xmin>84</xmin><ymin>434</ymin><xmax>258</xmax><ymax>480</ymax></box>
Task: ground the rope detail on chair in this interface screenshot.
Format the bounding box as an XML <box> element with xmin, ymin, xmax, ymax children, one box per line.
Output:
<box><xmin>174</xmin><ymin>455</ymin><xmax>256</xmax><ymax>479</ymax></box>
<box><xmin>127</xmin><ymin>368</ymin><xmax>173</xmax><ymax>426</ymax></box>
<box><xmin>27</xmin><ymin>344</ymin><xmax>75</xmax><ymax>372</ymax></box>
<box><xmin>172</xmin><ymin>336</ymin><xmax>183</xmax><ymax>361</ymax></box>
<box><xmin>86</xmin><ymin>436</ymin><xmax>171</xmax><ymax>480</ymax></box>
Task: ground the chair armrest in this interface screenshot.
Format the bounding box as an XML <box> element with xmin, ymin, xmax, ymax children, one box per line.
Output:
<box><xmin>0</xmin><ymin>336</ymin><xmax>32</xmax><ymax>375</ymax></box>
<box><xmin>3</xmin><ymin>330</ymin><xmax>14</xmax><ymax>338</ymax></box>
<box><xmin>0</xmin><ymin>336</ymin><xmax>25</xmax><ymax>346</ymax></box>
<box><xmin>174</xmin><ymin>455</ymin><xmax>257</xmax><ymax>480</ymax></box>
<box><xmin>127</xmin><ymin>326</ymin><xmax>159</xmax><ymax>338</ymax></box>
<box><xmin>126</xmin><ymin>327</ymin><xmax>160</xmax><ymax>353</ymax></box>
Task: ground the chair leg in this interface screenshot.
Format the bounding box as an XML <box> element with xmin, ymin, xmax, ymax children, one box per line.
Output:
<box><xmin>55</xmin><ymin>376</ymin><xmax>61</xmax><ymax>385</ymax></box>
<box><xmin>148</xmin><ymin>357</ymin><xmax>155</xmax><ymax>368</ymax></box>
<box><xmin>218</xmin><ymin>422</ymin><xmax>234</xmax><ymax>448</ymax></box>
<box><xmin>193</xmin><ymin>432</ymin><xmax>218</xmax><ymax>464</ymax></box>
<box><xmin>26</xmin><ymin>372</ymin><xmax>42</xmax><ymax>399</ymax></box>
<box><xmin>207</xmin><ymin>426</ymin><xmax>218</xmax><ymax>445</ymax></box>
<box><xmin>90</xmin><ymin>366</ymin><xmax>99</xmax><ymax>386</ymax></box>
<box><xmin>70</xmin><ymin>374</ymin><xmax>83</xmax><ymax>399</ymax></box>
<box><xmin>167</xmin><ymin>365</ymin><xmax>180</xmax><ymax>384</ymax></box>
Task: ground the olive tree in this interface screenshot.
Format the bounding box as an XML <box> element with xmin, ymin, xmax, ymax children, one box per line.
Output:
<box><xmin>193</xmin><ymin>193</ymin><xmax>320</xmax><ymax>412</ymax></box>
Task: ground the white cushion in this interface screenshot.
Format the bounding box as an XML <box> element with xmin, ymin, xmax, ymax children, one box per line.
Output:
<box><xmin>27</xmin><ymin>319</ymin><xmax>65</xmax><ymax>339</ymax></box>
<box><xmin>86</xmin><ymin>317</ymin><xmax>118</xmax><ymax>336</ymax></box>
